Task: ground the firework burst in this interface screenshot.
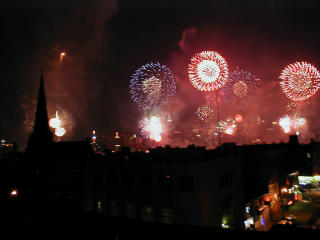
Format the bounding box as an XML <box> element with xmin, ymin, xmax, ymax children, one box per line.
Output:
<box><xmin>217</xmin><ymin>118</ymin><xmax>237</xmax><ymax>135</ymax></box>
<box><xmin>49</xmin><ymin>111</ymin><xmax>66</xmax><ymax>137</ymax></box>
<box><xmin>222</xmin><ymin>68</ymin><xmax>260</xmax><ymax>102</ymax></box>
<box><xmin>278</xmin><ymin>115</ymin><xmax>306</xmax><ymax>134</ymax></box>
<box><xmin>195</xmin><ymin>106</ymin><xmax>214</xmax><ymax>123</ymax></box>
<box><xmin>130</xmin><ymin>62</ymin><xmax>176</xmax><ymax>110</ymax></box>
<box><xmin>279</xmin><ymin>62</ymin><xmax>320</xmax><ymax>101</ymax></box>
<box><xmin>140</xmin><ymin>116</ymin><xmax>163</xmax><ymax>142</ymax></box>
<box><xmin>188</xmin><ymin>51</ymin><xmax>229</xmax><ymax>91</ymax></box>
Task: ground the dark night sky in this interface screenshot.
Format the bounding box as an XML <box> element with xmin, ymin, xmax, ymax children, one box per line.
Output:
<box><xmin>1</xmin><ymin>0</ymin><xmax>320</xmax><ymax>147</ymax></box>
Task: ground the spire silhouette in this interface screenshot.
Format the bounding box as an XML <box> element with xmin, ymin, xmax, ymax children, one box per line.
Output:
<box><xmin>27</xmin><ymin>72</ymin><xmax>53</xmax><ymax>152</ymax></box>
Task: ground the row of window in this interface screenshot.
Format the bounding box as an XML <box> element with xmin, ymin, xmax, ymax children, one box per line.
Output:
<box><xmin>97</xmin><ymin>200</ymin><xmax>175</xmax><ymax>224</ymax></box>
<box><xmin>95</xmin><ymin>174</ymin><xmax>195</xmax><ymax>192</ymax></box>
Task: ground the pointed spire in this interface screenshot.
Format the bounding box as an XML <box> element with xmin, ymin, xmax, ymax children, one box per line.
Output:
<box><xmin>28</xmin><ymin>71</ymin><xmax>53</xmax><ymax>145</ymax></box>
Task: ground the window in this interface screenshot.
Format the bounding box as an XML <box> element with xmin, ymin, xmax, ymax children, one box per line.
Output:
<box><xmin>126</xmin><ymin>203</ymin><xmax>136</xmax><ymax>219</ymax></box>
<box><xmin>141</xmin><ymin>205</ymin><xmax>154</xmax><ymax>222</ymax></box>
<box><xmin>160</xmin><ymin>208</ymin><xmax>175</xmax><ymax>224</ymax></box>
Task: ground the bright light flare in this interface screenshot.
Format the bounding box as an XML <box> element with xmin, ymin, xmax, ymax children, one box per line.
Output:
<box><xmin>55</xmin><ymin>127</ymin><xmax>66</xmax><ymax>137</ymax></box>
<box><xmin>59</xmin><ymin>52</ymin><xmax>66</xmax><ymax>63</ymax></box>
<box><xmin>9</xmin><ymin>188</ymin><xmax>18</xmax><ymax>197</ymax></box>
<box><xmin>279</xmin><ymin>116</ymin><xmax>292</xmax><ymax>133</ymax></box>
<box><xmin>49</xmin><ymin>111</ymin><xmax>62</xmax><ymax>129</ymax></box>
<box><xmin>279</xmin><ymin>115</ymin><xmax>306</xmax><ymax>134</ymax></box>
<box><xmin>49</xmin><ymin>111</ymin><xmax>66</xmax><ymax>137</ymax></box>
<box><xmin>141</xmin><ymin>116</ymin><xmax>163</xmax><ymax>142</ymax></box>
<box><xmin>217</xmin><ymin>119</ymin><xmax>237</xmax><ymax>135</ymax></box>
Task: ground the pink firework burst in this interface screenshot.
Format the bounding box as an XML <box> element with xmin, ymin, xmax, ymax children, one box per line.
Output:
<box><xmin>188</xmin><ymin>51</ymin><xmax>229</xmax><ymax>91</ymax></box>
<box><xmin>279</xmin><ymin>62</ymin><xmax>320</xmax><ymax>101</ymax></box>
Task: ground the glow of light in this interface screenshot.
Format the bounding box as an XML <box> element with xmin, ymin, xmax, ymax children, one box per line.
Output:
<box><xmin>279</xmin><ymin>115</ymin><xmax>306</xmax><ymax>134</ymax></box>
<box><xmin>295</xmin><ymin>117</ymin><xmax>306</xmax><ymax>126</ymax></box>
<box><xmin>9</xmin><ymin>189</ymin><xmax>18</xmax><ymax>197</ymax></box>
<box><xmin>49</xmin><ymin>111</ymin><xmax>62</xmax><ymax>129</ymax></box>
<box><xmin>115</xmin><ymin>132</ymin><xmax>120</xmax><ymax>139</ymax></box>
<box><xmin>218</xmin><ymin>118</ymin><xmax>237</xmax><ymax>135</ymax></box>
<box><xmin>279</xmin><ymin>62</ymin><xmax>320</xmax><ymax>101</ymax></box>
<box><xmin>235</xmin><ymin>114</ymin><xmax>243</xmax><ymax>123</ymax></box>
<box><xmin>92</xmin><ymin>130</ymin><xmax>97</xmax><ymax>143</ymax></box>
<box><xmin>188</xmin><ymin>50</ymin><xmax>229</xmax><ymax>91</ymax></box>
<box><xmin>49</xmin><ymin>111</ymin><xmax>66</xmax><ymax>137</ymax></box>
<box><xmin>59</xmin><ymin>52</ymin><xmax>66</xmax><ymax>63</ymax></box>
<box><xmin>279</xmin><ymin>116</ymin><xmax>291</xmax><ymax>133</ymax></box>
<box><xmin>55</xmin><ymin>127</ymin><xmax>66</xmax><ymax>137</ymax></box>
<box><xmin>142</xmin><ymin>116</ymin><xmax>163</xmax><ymax>142</ymax></box>
<box><xmin>224</xmin><ymin>126</ymin><xmax>235</xmax><ymax>135</ymax></box>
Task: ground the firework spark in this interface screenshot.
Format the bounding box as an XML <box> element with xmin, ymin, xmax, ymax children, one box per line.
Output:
<box><xmin>279</xmin><ymin>62</ymin><xmax>320</xmax><ymax>101</ymax></box>
<box><xmin>59</xmin><ymin>52</ymin><xmax>66</xmax><ymax>63</ymax></box>
<box><xmin>195</xmin><ymin>106</ymin><xmax>214</xmax><ymax>123</ymax></box>
<box><xmin>278</xmin><ymin>115</ymin><xmax>306</xmax><ymax>134</ymax></box>
<box><xmin>130</xmin><ymin>62</ymin><xmax>176</xmax><ymax>110</ymax></box>
<box><xmin>188</xmin><ymin>51</ymin><xmax>229</xmax><ymax>91</ymax></box>
<box><xmin>234</xmin><ymin>114</ymin><xmax>243</xmax><ymax>123</ymax></box>
<box><xmin>49</xmin><ymin>111</ymin><xmax>66</xmax><ymax>137</ymax></box>
<box><xmin>217</xmin><ymin>118</ymin><xmax>237</xmax><ymax>135</ymax></box>
<box><xmin>141</xmin><ymin>116</ymin><xmax>163</xmax><ymax>142</ymax></box>
<box><xmin>222</xmin><ymin>68</ymin><xmax>260</xmax><ymax>102</ymax></box>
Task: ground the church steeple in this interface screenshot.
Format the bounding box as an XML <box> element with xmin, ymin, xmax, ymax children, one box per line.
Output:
<box><xmin>27</xmin><ymin>72</ymin><xmax>53</xmax><ymax>152</ymax></box>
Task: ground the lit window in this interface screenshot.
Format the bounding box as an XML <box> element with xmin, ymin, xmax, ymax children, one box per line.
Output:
<box><xmin>141</xmin><ymin>205</ymin><xmax>154</xmax><ymax>222</ymax></box>
<box><xmin>160</xmin><ymin>208</ymin><xmax>175</xmax><ymax>224</ymax></box>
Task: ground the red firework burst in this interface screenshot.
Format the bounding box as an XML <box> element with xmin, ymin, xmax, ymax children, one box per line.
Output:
<box><xmin>279</xmin><ymin>62</ymin><xmax>320</xmax><ymax>101</ymax></box>
<box><xmin>188</xmin><ymin>51</ymin><xmax>229</xmax><ymax>91</ymax></box>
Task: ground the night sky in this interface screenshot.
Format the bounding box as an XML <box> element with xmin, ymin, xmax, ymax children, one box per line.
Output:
<box><xmin>1</xmin><ymin>0</ymin><xmax>320</xmax><ymax>147</ymax></box>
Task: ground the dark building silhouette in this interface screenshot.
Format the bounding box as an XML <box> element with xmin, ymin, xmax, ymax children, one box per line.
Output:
<box><xmin>23</xmin><ymin>73</ymin><xmax>94</xmax><ymax>214</ymax></box>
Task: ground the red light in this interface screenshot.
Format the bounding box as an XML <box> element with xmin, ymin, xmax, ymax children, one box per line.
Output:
<box><xmin>294</xmin><ymin>193</ymin><xmax>299</xmax><ymax>201</ymax></box>
<box><xmin>264</xmin><ymin>195</ymin><xmax>271</xmax><ymax>202</ymax></box>
<box><xmin>287</xmin><ymin>200</ymin><xmax>293</xmax><ymax>206</ymax></box>
<box><xmin>286</xmin><ymin>180</ymin><xmax>290</xmax><ymax>185</ymax></box>
<box><xmin>235</xmin><ymin>114</ymin><xmax>243</xmax><ymax>123</ymax></box>
<box><xmin>165</xmin><ymin>175</ymin><xmax>171</xmax><ymax>179</ymax></box>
